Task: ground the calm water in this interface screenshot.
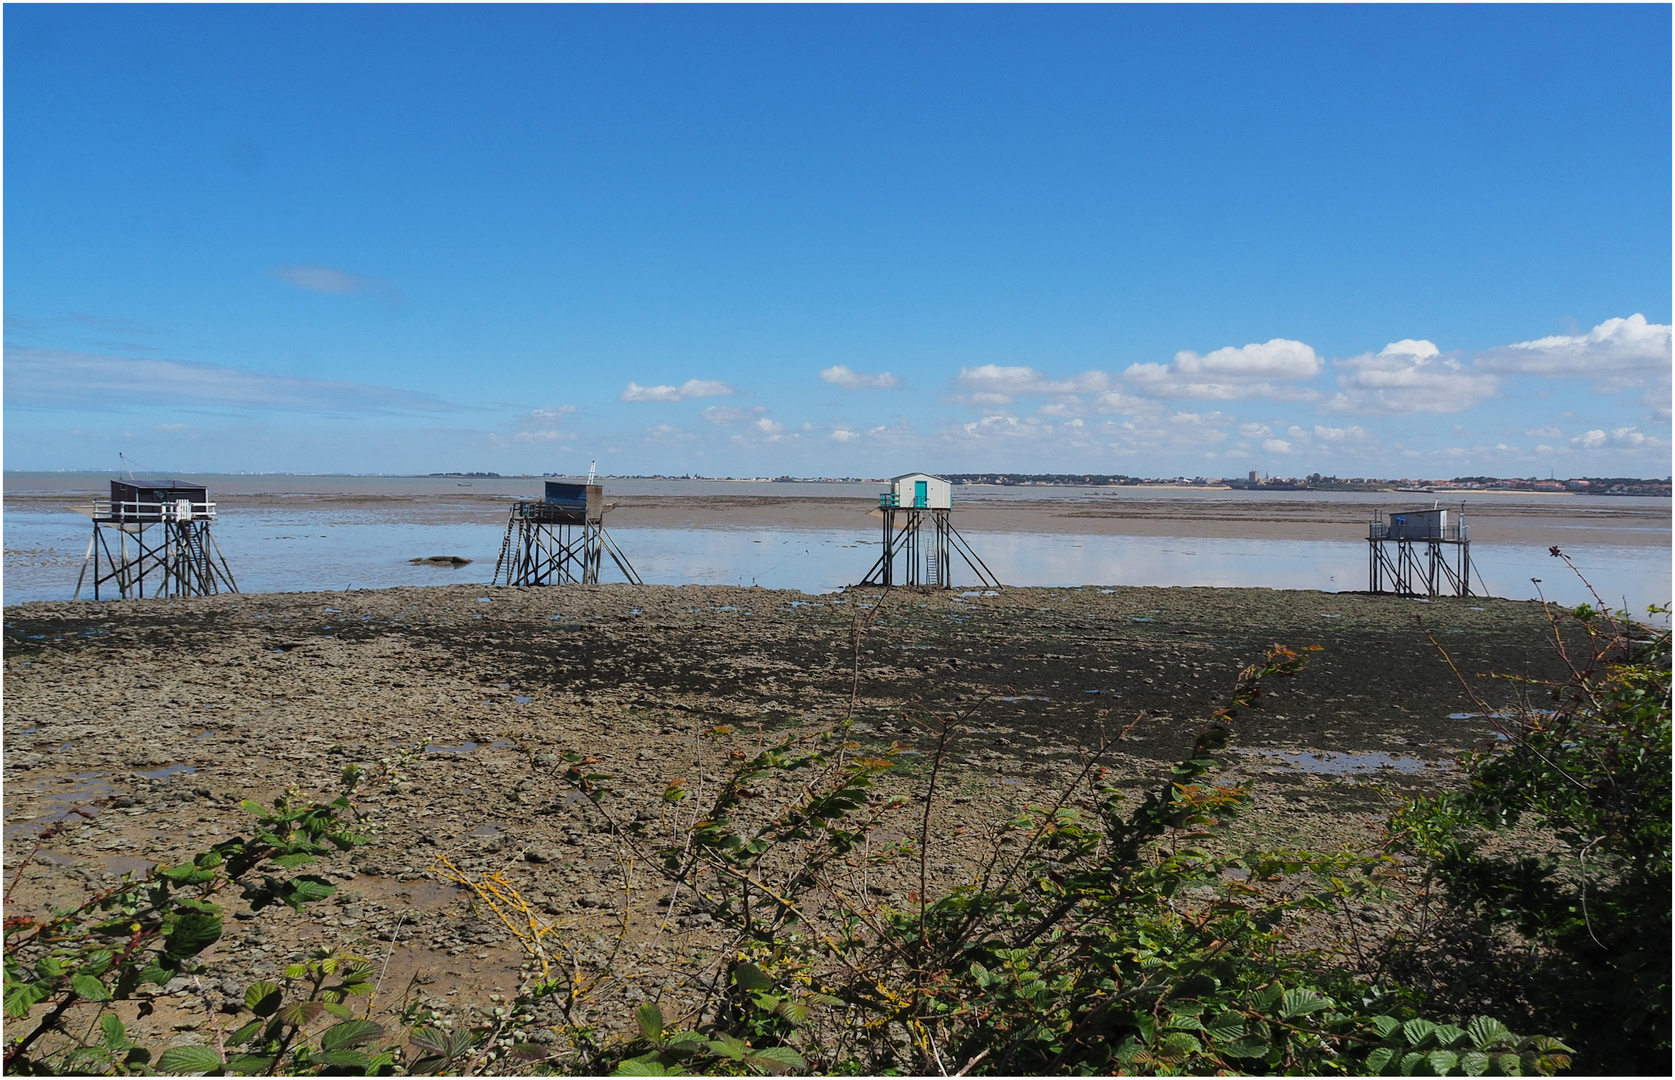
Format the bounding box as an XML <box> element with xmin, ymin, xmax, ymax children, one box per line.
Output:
<box><xmin>4</xmin><ymin>502</ymin><xmax>1668</xmax><ymax>615</ymax></box>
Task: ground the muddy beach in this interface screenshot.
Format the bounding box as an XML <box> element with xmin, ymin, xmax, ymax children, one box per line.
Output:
<box><xmin>3</xmin><ymin>582</ymin><xmax>1574</xmax><ymax>1049</ymax></box>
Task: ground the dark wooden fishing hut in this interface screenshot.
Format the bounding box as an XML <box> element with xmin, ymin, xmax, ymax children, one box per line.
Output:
<box><xmin>74</xmin><ymin>479</ymin><xmax>239</xmax><ymax>600</ymax></box>
<box><xmin>492</xmin><ymin>481</ymin><xmax>642</xmax><ymax>586</ymax></box>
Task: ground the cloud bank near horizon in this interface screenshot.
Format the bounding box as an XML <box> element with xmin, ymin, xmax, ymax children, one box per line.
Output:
<box><xmin>5</xmin><ymin>317</ymin><xmax>1667</xmax><ymax>477</ymax></box>
<box><xmin>5</xmin><ymin>346</ymin><xmax>463</xmax><ymax>415</ymax></box>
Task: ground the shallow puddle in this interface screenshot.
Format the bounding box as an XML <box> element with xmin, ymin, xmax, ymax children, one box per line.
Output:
<box><xmin>3</xmin><ymin>772</ymin><xmax>120</xmax><ymax>839</ymax></box>
<box><xmin>136</xmin><ymin>764</ymin><xmax>196</xmax><ymax>779</ymax></box>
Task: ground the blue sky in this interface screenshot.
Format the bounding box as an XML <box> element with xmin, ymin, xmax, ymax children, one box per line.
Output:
<box><xmin>5</xmin><ymin>4</ymin><xmax>1670</xmax><ymax>478</ymax></box>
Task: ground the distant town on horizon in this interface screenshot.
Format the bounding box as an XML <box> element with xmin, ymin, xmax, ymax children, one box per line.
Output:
<box><xmin>412</xmin><ymin>472</ymin><xmax>1672</xmax><ymax>496</ymax></box>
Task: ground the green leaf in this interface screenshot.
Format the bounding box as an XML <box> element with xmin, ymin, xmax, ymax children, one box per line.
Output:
<box><xmin>239</xmin><ymin>800</ymin><xmax>265</xmax><ymax>817</ymax></box>
<box><xmin>636</xmin><ymin>1002</ymin><xmax>665</xmax><ymax>1043</ymax></box>
<box><xmin>320</xmin><ymin>1019</ymin><xmax>384</xmax><ymax>1051</ymax></box>
<box><xmin>733</xmin><ymin>963</ymin><xmax>773</xmax><ymax>992</ymax></box>
<box><xmin>140</xmin><ymin>964</ymin><xmax>176</xmax><ymax>987</ymax></box>
<box><xmin>101</xmin><ymin>1013</ymin><xmax>128</xmax><ymax>1051</ymax></box>
<box><xmin>226</xmin><ymin>1054</ymin><xmax>277</xmax><ymax>1074</ymax></box>
<box><xmin>1279</xmin><ymin>988</ymin><xmax>1330</xmax><ymax>1018</ymax></box>
<box><xmin>155</xmin><ymin>1044</ymin><xmax>225</xmax><ymax>1074</ymax></box>
<box><xmin>1430</xmin><ymin>1050</ymin><xmax>1460</xmax><ymax>1074</ymax></box>
<box><xmin>408</xmin><ymin>1028</ymin><xmax>449</xmax><ymax>1057</ymax></box>
<box><xmin>279</xmin><ymin>999</ymin><xmax>325</xmax><ymax>1027</ymax></box>
<box><xmin>1365</xmin><ymin>1047</ymin><xmax>1396</xmax><ymax>1073</ymax></box>
<box><xmin>773</xmin><ymin>1000</ymin><xmax>811</xmax><ymax>1026</ymax></box>
<box><xmin>281</xmin><ymin>877</ymin><xmax>336</xmax><ymax>908</ymax></box>
<box><xmin>5</xmin><ymin>981</ymin><xmax>48</xmax><ymax>1018</ymax></box>
<box><xmin>163</xmin><ymin>913</ymin><xmax>223</xmax><ymax>959</ymax></box>
<box><xmin>708</xmin><ymin>1034</ymin><xmax>750</xmax><ymax>1060</ymax></box>
<box><xmin>1370</xmin><ymin>1015</ymin><xmax>1402</xmax><ymax>1040</ymax></box>
<box><xmin>245</xmin><ymin>982</ymin><xmax>281</xmax><ymax>1016</ymax></box>
<box><xmin>71</xmin><ymin>974</ymin><xmax>111</xmax><ymax>1001</ymax></box>
<box><xmin>318</xmin><ymin>1049</ymin><xmax>371</xmax><ymax>1069</ymax></box>
<box><xmin>612</xmin><ymin>1055</ymin><xmax>678</xmax><ymax>1076</ymax></box>
<box><xmin>319</xmin><ymin>1001</ymin><xmax>353</xmax><ymax>1019</ymax></box>
<box><xmin>1405</xmin><ymin>1019</ymin><xmax>1441</xmax><ymax>1048</ymax></box>
<box><xmin>1458</xmin><ymin>1050</ymin><xmax>1490</xmax><ymax>1076</ymax></box>
<box><xmin>1466</xmin><ymin>1017</ymin><xmax>1512</xmax><ymax>1051</ymax></box>
<box><xmin>1203</xmin><ymin>1011</ymin><xmax>1245</xmax><ymax>1042</ymax></box>
<box><xmin>1223</xmin><ymin>1036</ymin><xmax>1270</xmax><ymax>1059</ymax></box>
<box><xmin>1435</xmin><ymin>1025</ymin><xmax>1467</xmax><ymax>1048</ymax></box>
<box><xmin>1493</xmin><ymin>1052</ymin><xmax>1522</xmax><ymax>1076</ymax></box>
<box><xmin>269</xmin><ymin>854</ymin><xmax>316</xmax><ymax>869</ymax></box>
<box><xmin>227</xmin><ymin>1020</ymin><xmax>264</xmax><ymax>1047</ymax></box>
<box><xmin>748</xmin><ymin>1045</ymin><xmax>807</xmax><ymax>1073</ymax></box>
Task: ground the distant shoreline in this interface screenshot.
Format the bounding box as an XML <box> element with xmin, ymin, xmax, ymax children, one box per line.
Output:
<box><xmin>5</xmin><ymin>469</ymin><xmax>1669</xmax><ymax>498</ymax></box>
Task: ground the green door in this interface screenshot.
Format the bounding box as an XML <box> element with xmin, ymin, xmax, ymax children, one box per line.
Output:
<box><xmin>915</xmin><ymin>480</ymin><xmax>928</xmax><ymax>507</ymax></box>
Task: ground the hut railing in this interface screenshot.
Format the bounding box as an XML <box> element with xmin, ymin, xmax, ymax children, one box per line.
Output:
<box><xmin>92</xmin><ymin>499</ymin><xmax>218</xmax><ymax>523</ymax></box>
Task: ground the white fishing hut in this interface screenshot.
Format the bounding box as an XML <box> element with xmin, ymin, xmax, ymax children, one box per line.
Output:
<box><xmin>887</xmin><ymin>473</ymin><xmax>953</xmax><ymax>510</ymax></box>
<box><xmin>859</xmin><ymin>472</ymin><xmax>997</xmax><ymax>589</ymax></box>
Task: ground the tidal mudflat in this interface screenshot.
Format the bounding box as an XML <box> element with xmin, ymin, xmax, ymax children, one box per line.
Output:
<box><xmin>2</xmin><ymin>582</ymin><xmax>1579</xmax><ymax>1045</ymax></box>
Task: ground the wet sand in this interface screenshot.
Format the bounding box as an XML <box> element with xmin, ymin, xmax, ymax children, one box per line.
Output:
<box><xmin>3</xmin><ymin>581</ymin><xmax>1580</xmax><ymax>1047</ymax></box>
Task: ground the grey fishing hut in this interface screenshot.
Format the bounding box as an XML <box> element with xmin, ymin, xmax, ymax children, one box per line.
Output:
<box><xmin>1367</xmin><ymin>503</ymin><xmax>1473</xmax><ymax>598</ymax></box>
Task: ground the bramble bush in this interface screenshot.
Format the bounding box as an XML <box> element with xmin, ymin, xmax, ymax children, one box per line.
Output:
<box><xmin>581</xmin><ymin>642</ymin><xmax>1569</xmax><ymax>1077</ymax></box>
<box><xmin>1389</xmin><ymin>551</ymin><xmax>1670</xmax><ymax>1074</ymax></box>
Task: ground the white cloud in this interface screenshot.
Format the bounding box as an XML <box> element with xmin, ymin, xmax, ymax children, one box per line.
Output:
<box><xmin>820</xmin><ymin>365</ymin><xmax>899</xmax><ymax>390</ymax></box>
<box><xmin>1378</xmin><ymin>339</ymin><xmax>1440</xmax><ymax>361</ymax></box>
<box><xmin>1262</xmin><ymin>438</ymin><xmax>1293</xmax><ymax>454</ymax></box>
<box><xmin>1123</xmin><ymin>338</ymin><xmax>1322</xmax><ymax>400</ymax></box>
<box><xmin>514</xmin><ymin>429</ymin><xmax>573</xmax><ymax>442</ymax></box>
<box><xmin>1525</xmin><ymin>425</ymin><xmax>1565</xmax><ymax>438</ymax></box>
<box><xmin>699</xmin><ymin>405</ymin><xmax>767</xmax><ymax>426</ymax></box>
<box><xmin>754</xmin><ymin>417</ymin><xmax>784</xmax><ymax>435</ymax></box>
<box><xmin>1088</xmin><ymin>390</ymin><xmax>1148</xmax><ymax>415</ymax></box>
<box><xmin>830</xmin><ymin>429</ymin><xmax>859</xmax><ymax>442</ymax></box>
<box><xmin>521</xmin><ymin>406</ymin><xmax>576</xmax><ymax>428</ymax></box>
<box><xmin>1312</xmin><ymin>424</ymin><xmax>1366</xmax><ymax>441</ymax></box>
<box><xmin>1238</xmin><ymin>422</ymin><xmax>1271</xmax><ymax>438</ymax></box>
<box><xmin>4</xmin><ymin>346</ymin><xmax>460</xmax><ymax>415</ymax></box>
<box><xmin>1328</xmin><ymin>339</ymin><xmax>1500</xmax><ymax>414</ymax></box>
<box><xmin>1475</xmin><ymin>314</ymin><xmax>1671</xmax><ymax>376</ymax></box>
<box><xmin>1571</xmin><ymin>426</ymin><xmax>1665</xmax><ymax>450</ymax></box>
<box><xmin>948</xmin><ymin>364</ymin><xmax>1111</xmax><ymax>405</ymax></box>
<box><xmin>620</xmin><ymin>378</ymin><xmax>735</xmax><ymax>403</ymax></box>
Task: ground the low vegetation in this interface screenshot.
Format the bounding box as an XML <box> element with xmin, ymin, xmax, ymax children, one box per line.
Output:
<box><xmin>6</xmin><ymin>555</ymin><xmax>1665</xmax><ymax>1075</ymax></box>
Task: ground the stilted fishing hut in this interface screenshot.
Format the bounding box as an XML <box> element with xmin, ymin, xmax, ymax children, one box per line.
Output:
<box><xmin>493</xmin><ymin>481</ymin><xmax>642</xmax><ymax>586</ymax></box>
<box><xmin>858</xmin><ymin>472</ymin><xmax>999</xmax><ymax>589</ymax></box>
<box><xmin>74</xmin><ymin>479</ymin><xmax>239</xmax><ymax>600</ymax></box>
<box><xmin>1368</xmin><ymin>503</ymin><xmax>1472</xmax><ymax>598</ymax></box>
